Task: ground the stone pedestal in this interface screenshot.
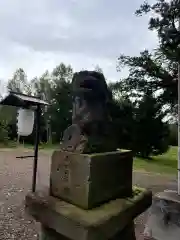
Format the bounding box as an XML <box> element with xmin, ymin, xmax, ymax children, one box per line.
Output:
<box><xmin>25</xmin><ymin>188</ymin><xmax>152</xmax><ymax>240</ymax></box>
<box><xmin>50</xmin><ymin>150</ymin><xmax>133</xmax><ymax>209</ymax></box>
<box><xmin>25</xmin><ymin>150</ymin><xmax>152</xmax><ymax>240</ymax></box>
<box><xmin>144</xmin><ymin>190</ymin><xmax>180</xmax><ymax>240</ymax></box>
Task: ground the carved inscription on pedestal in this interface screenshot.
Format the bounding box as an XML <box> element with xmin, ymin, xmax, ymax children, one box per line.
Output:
<box><xmin>57</xmin><ymin>154</ymin><xmax>71</xmax><ymax>193</ymax></box>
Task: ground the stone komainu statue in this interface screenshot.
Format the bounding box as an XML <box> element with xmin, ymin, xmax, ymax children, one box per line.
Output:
<box><xmin>60</xmin><ymin>70</ymin><xmax>117</xmax><ymax>153</ymax></box>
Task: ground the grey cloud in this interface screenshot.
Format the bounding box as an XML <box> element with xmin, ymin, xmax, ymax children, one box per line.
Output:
<box><xmin>0</xmin><ymin>0</ymin><xmax>156</xmax><ymax>59</ymax></box>
<box><xmin>0</xmin><ymin>0</ymin><xmax>157</xmax><ymax>86</ymax></box>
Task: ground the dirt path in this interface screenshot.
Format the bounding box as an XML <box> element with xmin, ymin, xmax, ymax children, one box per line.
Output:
<box><xmin>0</xmin><ymin>149</ymin><xmax>176</xmax><ymax>240</ymax></box>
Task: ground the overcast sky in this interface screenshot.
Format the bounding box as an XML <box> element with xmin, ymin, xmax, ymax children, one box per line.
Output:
<box><xmin>0</xmin><ymin>0</ymin><xmax>157</xmax><ymax>90</ymax></box>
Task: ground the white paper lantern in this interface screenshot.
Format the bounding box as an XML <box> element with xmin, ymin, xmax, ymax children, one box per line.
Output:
<box><xmin>17</xmin><ymin>108</ymin><xmax>35</xmax><ymax>136</ymax></box>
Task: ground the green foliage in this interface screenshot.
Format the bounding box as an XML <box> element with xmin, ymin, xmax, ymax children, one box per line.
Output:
<box><xmin>0</xmin><ymin>106</ymin><xmax>10</xmax><ymax>144</ymax></box>
<box><xmin>47</xmin><ymin>63</ymin><xmax>73</xmax><ymax>142</ymax></box>
<box><xmin>109</xmin><ymin>97</ymin><xmax>135</xmax><ymax>150</ymax></box>
<box><xmin>110</xmin><ymin>0</ymin><xmax>179</xmax><ymax>157</ymax></box>
<box><xmin>29</xmin><ymin>63</ymin><xmax>73</xmax><ymax>143</ymax></box>
<box><xmin>133</xmin><ymin>91</ymin><xmax>169</xmax><ymax>157</ymax></box>
<box><xmin>136</xmin><ymin>0</ymin><xmax>180</xmax><ymax>63</ymax></box>
<box><xmin>0</xmin><ymin>123</ymin><xmax>9</xmax><ymax>144</ymax></box>
<box><xmin>48</xmin><ymin>80</ymin><xmax>72</xmax><ymax>143</ymax></box>
<box><xmin>108</xmin><ymin>87</ymin><xmax>170</xmax><ymax>157</ymax></box>
<box><xmin>117</xmin><ymin>0</ymin><xmax>179</xmax><ymax>112</ymax></box>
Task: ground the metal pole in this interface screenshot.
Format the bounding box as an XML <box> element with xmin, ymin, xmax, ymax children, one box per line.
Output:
<box><xmin>178</xmin><ymin>17</ymin><xmax>180</xmax><ymax>195</ymax></box>
<box><xmin>32</xmin><ymin>105</ymin><xmax>40</xmax><ymax>192</ymax></box>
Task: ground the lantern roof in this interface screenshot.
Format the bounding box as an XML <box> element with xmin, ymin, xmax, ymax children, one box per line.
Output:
<box><xmin>0</xmin><ymin>91</ymin><xmax>49</xmax><ymax>108</ymax></box>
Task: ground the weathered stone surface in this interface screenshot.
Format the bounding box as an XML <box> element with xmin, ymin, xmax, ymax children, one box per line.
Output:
<box><xmin>144</xmin><ymin>190</ymin><xmax>180</xmax><ymax>240</ymax></box>
<box><xmin>50</xmin><ymin>150</ymin><xmax>133</xmax><ymax>209</ymax></box>
<box><xmin>40</xmin><ymin>226</ymin><xmax>68</xmax><ymax>240</ymax></box>
<box><xmin>40</xmin><ymin>223</ymin><xmax>136</xmax><ymax>240</ymax></box>
<box><xmin>60</xmin><ymin>70</ymin><xmax>118</xmax><ymax>154</ymax></box>
<box><xmin>25</xmin><ymin>189</ymin><xmax>152</xmax><ymax>240</ymax></box>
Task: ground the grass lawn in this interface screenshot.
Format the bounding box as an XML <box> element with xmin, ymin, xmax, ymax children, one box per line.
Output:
<box><xmin>37</xmin><ymin>144</ymin><xmax>177</xmax><ymax>175</ymax></box>
<box><xmin>133</xmin><ymin>146</ymin><xmax>178</xmax><ymax>175</ymax></box>
<box><xmin>0</xmin><ymin>142</ymin><xmax>177</xmax><ymax>176</ymax></box>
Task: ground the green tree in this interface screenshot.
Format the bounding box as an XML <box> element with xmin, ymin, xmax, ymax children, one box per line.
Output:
<box><xmin>133</xmin><ymin>91</ymin><xmax>169</xmax><ymax>158</ymax></box>
<box><xmin>109</xmin><ymin>81</ymin><xmax>170</xmax><ymax>157</ymax></box>
<box><xmin>136</xmin><ymin>0</ymin><xmax>180</xmax><ymax>62</ymax></box>
<box><xmin>117</xmin><ymin>0</ymin><xmax>179</xmax><ymax>113</ymax></box>
<box><xmin>5</xmin><ymin>68</ymin><xmax>31</xmax><ymax>142</ymax></box>
<box><xmin>30</xmin><ymin>71</ymin><xmax>53</xmax><ymax>143</ymax></box>
<box><xmin>109</xmin><ymin>97</ymin><xmax>135</xmax><ymax>150</ymax></box>
<box><xmin>30</xmin><ymin>63</ymin><xmax>73</xmax><ymax>143</ymax></box>
<box><xmin>49</xmin><ymin>63</ymin><xmax>73</xmax><ymax>142</ymax></box>
<box><xmin>7</xmin><ymin>68</ymin><xmax>32</xmax><ymax>94</ymax></box>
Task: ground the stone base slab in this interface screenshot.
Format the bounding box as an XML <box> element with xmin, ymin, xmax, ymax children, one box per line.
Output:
<box><xmin>25</xmin><ymin>189</ymin><xmax>152</xmax><ymax>240</ymax></box>
<box><xmin>40</xmin><ymin>223</ymin><xmax>136</xmax><ymax>240</ymax></box>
